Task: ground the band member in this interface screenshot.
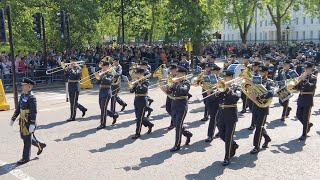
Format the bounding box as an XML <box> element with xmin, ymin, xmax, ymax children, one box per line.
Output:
<box><xmin>172</xmin><ymin>58</ymin><xmax>192</xmax><ymax>100</ymax></box>
<box><xmin>223</xmin><ymin>54</ymin><xmax>239</xmax><ymax>70</ymax></box>
<box><xmin>200</xmin><ymin>63</ymin><xmax>212</xmax><ymax>122</ymax></box>
<box><xmin>10</xmin><ymin>78</ymin><xmax>46</xmax><ymax>165</ymax></box>
<box><xmin>179</xmin><ymin>53</ymin><xmax>190</xmax><ymax>71</ymax></box>
<box><xmin>240</xmin><ymin>55</ymin><xmax>251</xmax><ymax>113</ymax></box>
<box><xmin>96</xmin><ymin>61</ymin><xmax>119</xmax><ymax>130</ymax></box>
<box><xmin>205</xmin><ymin>64</ymin><xmax>221</xmax><ymax>142</ymax></box>
<box><xmin>275</xmin><ymin>60</ymin><xmax>293</xmax><ymax>121</ymax></box>
<box><xmin>139</xmin><ymin>61</ymin><xmax>154</xmax><ymax>117</ymax></box>
<box><xmin>215</xmin><ymin>70</ymin><xmax>239</xmax><ymax>166</ymax></box>
<box><xmin>130</xmin><ymin>68</ymin><xmax>154</xmax><ymax>139</ymax></box>
<box><xmin>294</xmin><ymin>62</ymin><xmax>317</xmax><ymax>140</ymax></box>
<box><xmin>111</xmin><ymin>57</ymin><xmax>127</xmax><ymax>113</ymax></box>
<box><xmin>250</xmin><ymin>66</ymin><xmax>273</xmax><ymax>154</ymax></box>
<box><xmin>263</xmin><ymin>57</ymin><xmax>275</xmax><ymax>79</ymax></box>
<box><xmin>165</xmin><ymin>64</ymin><xmax>178</xmax><ymax>130</ymax></box>
<box><xmin>163</xmin><ymin>66</ymin><xmax>193</xmax><ymax>152</ymax></box>
<box><xmin>248</xmin><ymin>61</ymin><xmax>262</xmax><ymax>130</ymax></box>
<box><xmin>64</xmin><ymin>57</ymin><xmax>87</xmax><ymax>122</ymax></box>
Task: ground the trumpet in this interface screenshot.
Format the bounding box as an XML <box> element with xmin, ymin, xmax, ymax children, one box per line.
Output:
<box><xmin>46</xmin><ymin>61</ymin><xmax>85</xmax><ymax>75</ymax></box>
<box><xmin>171</xmin><ymin>74</ymin><xmax>194</xmax><ymax>83</ymax></box>
<box><xmin>80</xmin><ymin>68</ymin><xmax>116</xmax><ymax>85</ymax></box>
<box><xmin>128</xmin><ymin>73</ymin><xmax>151</xmax><ymax>89</ymax></box>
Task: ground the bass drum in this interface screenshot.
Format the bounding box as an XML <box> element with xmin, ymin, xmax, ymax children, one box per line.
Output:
<box><xmin>227</xmin><ymin>64</ymin><xmax>245</xmax><ymax>78</ymax></box>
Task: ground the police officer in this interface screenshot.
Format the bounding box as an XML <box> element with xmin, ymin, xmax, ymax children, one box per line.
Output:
<box><xmin>10</xmin><ymin>78</ymin><xmax>46</xmax><ymax>165</ymax></box>
<box><xmin>111</xmin><ymin>57</ymin><xmax>127</xmax><ymax>113</ymax></box>
<box><xmin>275</xmin><ymin>59</ymin><xmax>293</xmax><ymax>121</ymax></box>
<box><xmin>294</xmin><ymin>62</ymin><xmax>317</xmax><ymax>140</ymax></box>
<box><xmin>96</xmin><ymin>61</ymin><xmax>119</xmax><ymax>130</ymax></box>
<box><xmin>164</xmin><ymin>66</ymin><xmax>193</xmax><ymax>152</ymax></box>
<box><xmin>250</xmin><ymin>66</ymin><xmax>273</xmax><ymax>154</ymax></box>
<box><xmin>64</xmin><ymin>57</ymin><xmax>87</xmax><ymax>122</ymax></box>
<box><xmin>214</xmin><ymin>70</ymin><xmax>240</xmax><ymax>166</ymax></box>
<box><xmin>130</xmin><ymin>68</ymin><xmax>154</xmax><ymax>139</ymax></box>
<box><xmin>205</xmin><ymin>64</ymin><xmax>221</xmax><ymax>142</ymax></box>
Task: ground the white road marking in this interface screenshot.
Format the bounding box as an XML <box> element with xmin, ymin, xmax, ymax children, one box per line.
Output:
<box><xmin>0</xmin><ymin>160</ymin><xmax>36</xmax><ymax>180</ymax></box>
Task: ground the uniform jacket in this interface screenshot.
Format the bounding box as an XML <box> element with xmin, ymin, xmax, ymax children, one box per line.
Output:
<box><xmin>213</xmin><ymin>88</ymin><xmax>239</xmax><ymax>123</ymax></box>
<box><xmin>275</xmin><ymin>69</ymin><xmax>293</xmax><ymax>88</ymax></box>
<box><xmin>295</xmin><ymin>74</ymin><xmax>317</xmax><ymax>107</ymax></box>
<box><xmin>167</xmin><ymin>79</ymin><xmax>190</xmax><ymax>111</ymax></box>
<box><xmin>65</xmin><ymin>66</ymin><xmax>82</xmax><ymax>92</ymax></box>
<box><xmin>252</xmin><ymin>78</ymin><xmax>274</xmax><ymax>115</ymax></box>
<box><xmin>130</xmin><ymin>79</ymin><xmax>149</xmax><ymax>107</ymax></box>
<box><xmin>97</xmin><ymin>71</ymin><xmax>114</xmax><ymax>98</ymax></box>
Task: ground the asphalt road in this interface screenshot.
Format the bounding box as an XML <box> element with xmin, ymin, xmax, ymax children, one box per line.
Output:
<box><xmin>1</xmin><ymin>64</ymin><xmax>320</xmax><ymax>180</ymax></box>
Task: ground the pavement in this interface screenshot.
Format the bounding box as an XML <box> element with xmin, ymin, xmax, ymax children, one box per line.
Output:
<box><xmin>1</xmin><ymin>62</ymin><xmax>320</xmax><ymax>179</ymax></box>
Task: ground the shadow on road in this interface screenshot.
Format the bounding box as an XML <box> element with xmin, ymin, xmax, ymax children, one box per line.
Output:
<box><xmin>0</xmin><ymin>157</ymin><xmax>39</xmax><ymax>176</ymax></box>
<box><xmin>265</xmin><ymin>119</ymin><xmax>287</xmax><ymax>129</ymax></box>
<box><xmin>122</xmin><ymin>140</ymin><xmax>211</xmax><ymax>171</ymax></box>
<box><xmin>118</xmin><ymin>109</ymin><xmax>135</xmax><ymax>115</ymax></box>
<box><xmin>185</xmin><ymin>152</ymin><xmax>258</xmax><ymax>180</ymax></box>
<box><xmin>189</xmin><ymin>107</ymin><xmax>204</xmax><ymax>114</ymax></box>
<box><xmin>89</xmin><ymin>135</ymin><xmax>135</xmax><ymax>153</ymax></box>
<box><xmin>270</xmin><ymin>103</ymin><xmax>281</xmax><ymax>108</ymax></box>
<box><xmin>54</xmin><ymin>128</ymin><xmax>97</xmax><ymax>142</ymax></box>
<box><xmin>312</xmin><ymin>109</ymin><xmax>320</xmax><ymax>116</ymax></box>
<box><xmin>233</xmin><ymin>127</ymin><xmax>253</xmax><ymax>140</ymax></box>
<box><xmin>271</xmin><ymin>139</ymin><xmax>306</xmax><ymax>154</ymax></box>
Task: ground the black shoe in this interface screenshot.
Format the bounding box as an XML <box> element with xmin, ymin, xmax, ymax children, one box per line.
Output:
<box><xmin>147</xmin><ymin>108</ymin><xmax>153</xmax><ymax>118</ymax></box>
<box><xmin>167</xmin><ymin>125</ymin><xmax>174</xmax><ymax>130</ymax></box>
<box><xmin>82</xmin><ymin>109</ymin><xmax>87</xmax><ymax>117</ymax></box>
<box><xmin>37</xmin><ymin>143</ymin><xmax>46</xmax><ymax>155</ymax></box>
<box><xmin>308</xmin><ymin>123</ymin><xmax>313</xmax><ymax>133</ymax></box>
<box><xmin>240</xmin><ymin>109</ymin><xmax>246</xmax><ymax>113</ymax></box>
<box><xmin>262</xmin><ymin>138</ymin><xmax>271</xmax><ymax>148</ymax></box>
<box><xmin>132</xmin><ymin>134</ymin><xmax>140</xmax><ymax>139</ymax></box>
<box><xmin>147</xmin><ymin>124</ymin><xmax>154</xmax><ymax>134</ymax></box>
<box><xmin>16</xmin><ymin>158</ymin><xmax>29</xmax><ymax>165</ymax></box>
<box><xmin>148</xmin><ymin>99</ymin><xmax>154</xmax><ymax>106</ymax></box>
<box><xmin>185</xmin><ymin>133</ymin><xmax>193</xmax><ymax>145</ymax></box>
<box><xmin>248</xmin><ymin>125</ymin><xmax>255</xmax><ymax>130</ymax></box>
<box><xmin>205</xmin><ymin>137</ymin><xmax>213</xmax><ymax>143</ymax></box>
<box><xmin>214</xmin><ymin>132</ymin><xmax>220</xmax><ymax>138</ymax></box>
<box><xmin>67</xmin><ymin>118</ymin><xmax>75</xmax><ymax>122</ymax></box>
<box><xmin>120</xmin><ymin>104</ymin><xmax>127</xmax><ymax>112</ymax></box>
<box><xmin>250</xmin><ymin>147</ymin><xmax>259</xmax><ymax>154</ymax></box>
<box><xmin>299</xmin><ymin>135</ymin><xmax>306</xmax><ymax>140</ymax></box>
<box><xmin>170</xmin><ymin>146</ymin><xmax>181</xmax><ymax>152</ymax></box>
<box><xmin>286</xmin><ymin>107</ymin><xmax>292</xmax><ymax>117</ymax></box>
<box><xmin>280</xmin><ymin>117</ymin><xmax>285</xmax><ymax>121</ymax></box>
<box><xmin>188</xmin><ymin>94</ymin><xmax>193</xmax><ymax>100</ymax></box>
<box><xmin>112</xmin><ymin>114</ymin><xmax>119</xmax><ymax>125</ymax></box>
<box><xmin>231</xmin><ymin>144</ymin><xmax>239</xmax><ymax>157</ymax></box>
<box><xmin>200</xmin><ymin>117</ymin><xmax>208</xmax><ymax>122</ymax></box>
<box><xmin>97</xmin><ymin>125</ymin><xmax>106</xmax><ymax>130</ymax></box>
<box><xmin>222</xmin><ymin>159</ymin><xmax>230</xmax><ymax>166</ymax></box>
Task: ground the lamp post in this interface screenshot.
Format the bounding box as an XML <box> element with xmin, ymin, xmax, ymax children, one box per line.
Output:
<box><xmin>286</xmin><ymin>26</ymin><xmax>290</xmax><ymax>45</ymax></box>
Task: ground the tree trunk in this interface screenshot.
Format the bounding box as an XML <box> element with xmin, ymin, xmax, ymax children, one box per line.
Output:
<box><xmin>276</xmin><ymin>23</ymin><xmax>281</xmax><ymax>43</ymax></box>
<box><xmin>117</xmin><ymin>17</ymin><xmax>121</xmax><ymax>43</ymax></box>
<box><xmin>149</xmin><ymin>3</ymin><xmax>155</xmax><ymax>45</ymax></box>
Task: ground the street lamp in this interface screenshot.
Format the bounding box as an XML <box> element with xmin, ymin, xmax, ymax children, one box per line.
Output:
<box><xmin>286</xmin><ymin>26</ymin><xmax>290</xmax><ymax>44</ymax></box>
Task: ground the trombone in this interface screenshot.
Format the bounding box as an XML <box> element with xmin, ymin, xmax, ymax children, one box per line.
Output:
<box><xmin>46</xmin><ymin>61</ymin><xmax>85</xmax><ymax>75</ymax></box>
<box><xmin>128</xmin><ymin>73</ymin><xmax>151</xmax><ymax>89</ymax></box>
<box><xmin>80</xmin><ymin>67</ymin><xmax>116</xmax><ymax>85</ymax></box>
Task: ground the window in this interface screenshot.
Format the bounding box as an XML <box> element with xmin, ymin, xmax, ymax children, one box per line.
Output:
<box><xmin>223</xmin><ymin>34</ymin><xmax>225</xmax><ymax>40</ymax></box>
<box><xmin>303</xmin><ymin>17</ymin><xmax>306</xmax><ymax>24</ymax></box>
<box><xmin>311</xmin><ymin>31</ymin><xmax>313</xmax><ymax>39</ymax></box>
<box><xmin>302</xmin><ymin>31</ymin><xmax>306</xmax><ymax>40</ymax></box>
<box><xmin>296</xmin><ymin>31</ymin><xmax>299</xmax><ymax>40</ymax></box>
<box><xmin>311</xmin><ymin>18</ymin><xmax>314</xmax><ymax>24</ymax></box>
<box><xmin>249</xmin><ymin>33</ymin><xmax>252</xmax><ymax>40</ymax></box>
<box><xmin>260</xmin><ymin>32</ymin><xmax>262</xmax><ymax>40</ymax></box>
<box><xmin>227</xmin><ymin>34</ymin><xmax>230</xmax><ymax>40</ymax></box>
<box><xmin>264</xmin><ymin>32</ymin><xmax>267</xmax><ymax>40</ymax></box>
<box><xmin>260</xmin><ymin>21</ymin><xmax>263</xmax><ymax>27</ymax></box>
<box><xmin>232</xmin><ymin>34</ymin><xmax>234</xmax><ymax>41</ymax></box>
<box><xmin>296</xmin><ymin>18</ymin><xmax>299</xmax><ymax>25</ymax></box>
<box><xmin>265</xmin><ymin>20</ymin><xmax>267</xmax><ymax>26</ymax></box>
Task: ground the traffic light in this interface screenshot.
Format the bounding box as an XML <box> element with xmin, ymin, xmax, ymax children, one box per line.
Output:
<box><xmin>217</xmin><ymin>31</ymin><xmax>222</xmax><ymax>39</ymax></box>
<box><xmin>0</xmin><ymin>8</ymin><xmax>7</xmax><ymax>42</ymax></box>
<box><xmin>32</xmin><ymin>13</ymin><xmax>41</xmax><ymax>39</ymax></box>
<box><xmin>56</xmin><ymin>10</ymin><xmax>65</xmax><ymax>38</ymax></box>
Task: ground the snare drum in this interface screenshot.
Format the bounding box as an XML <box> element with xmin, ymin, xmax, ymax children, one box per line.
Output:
<box><xmin>276</xmin><ymin>86</ymin><xmax>293</xmax><ymax>102</ymax></box>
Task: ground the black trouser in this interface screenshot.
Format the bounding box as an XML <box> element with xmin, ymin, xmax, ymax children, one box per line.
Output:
<box><xmin>207</xmin><ymin>108</ymin><xmax>219</xmax><ymax>139</ymax></box>
<box><xmin>252</xmin><ymin>114</ymin><xmax>270</xmax><ymax>148</ymax></box>
<box><xmin>218</xmin><ymin>120</ymin><xmax>237</xmax><ymax>160</ymax></box>
<box><xmin>241</xmin><ymin>92</ymin><xmax>249</xmax><ymax>111</ymax></box>
<box><xmin>135</xmin><ymin>106</ymin><xmax>153</xmax><ymax>135</ymax></box>
<box><xmin>279</xmin><ymin>99</ymin><xmax>289</xmax><ymax>118</ymax></box>
<box><xmin>111</xmin><ymin>86</ymin><xmax>126</xmax><ymax>112</ymax></box>
<box><xmin>203</xmin><ymin>99</ymin><xmax>209</xmax><ymax>119</ymax></box>
<box><xmin>296</xmin><ymin>106</ymin><xmax>312</xmax><ymax>136</ymax></box>
<box><xmin>166</xmin><ymin>97</ymin><xmax>174</xmax><ymax>127</ymax></box>
<box><xmin>99</xmin><ymin>96</ymin><xmax>116</xmax><ymax>126</ymax></box>
<box><xmin>147</xmin><ymin>96</ymin><xmax>153</xmax><ymax>104</ymax></box>
<box><xmin>20</xmin><ymin>132</ymin><xmax>42</xmax><ymax>159</ymax></box>
<box><xmin>172</xmin><ymin>108</ymin><xmax>191</xmax><ymax>147</ymax></box>
<box><xmin>69</xmin><ymin>91</ymin><xmax>86</xmax><ymax>119</ymax></box>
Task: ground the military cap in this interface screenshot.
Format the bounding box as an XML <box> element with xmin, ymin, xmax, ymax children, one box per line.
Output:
<box><xmin>259</xmin><ymin>65</ymin><xmax>269</xmax><ymax>72</ymax></box>
<box><xmin>169</xmin><ymin>64</ymin><xmax>177</xmax><ymax>69</ymax></box>
<box><xmin>304</xmin><ymin>62</ymin><xmax>314</xmax><ymax>69</ymax></box>
<box><xmin>211</xmin><ymin>65</ymin><xmax>221</xmax><ymax>71</ymax></box>
<box><xmin>113</xmin><ymin>57</ymin><xmax>119</xmax><ymax>61</ymax></box>
<box><xmin>208</xmin><ymin>54</ymin><xmax>217</xmax><ymax>59</ymax></box>
<box><xmin>181</xmin><ymin>52</ymin><xmax>187</xmax><ymax>56</ymax></box>
<box><xmin>252</xmin><ymin>61</ymin><xmax>262</xmax><ymax>66</ymax></box>
<box><xmin>135</xmin><ymin>68</ymin><xmax>145</xmax><ymax>74</ymax></box>
<box><xmin>21</xmin><ymin>77</ymin><xmax>36</xmax><ymax>85</ymax></box>
<box><xmin>264</xmin><ymin>56</ymin><xmax>273</xmax><ymax>61</ymax></box>
<box><xmin>284</xmin><ymin>59</ymin><xmax>292</xmax><ymax>64</ymax></box>
<box><xmin>70</xmin><ymin>56</ymin><xmax>79</xmax><ymax>61</ymax></box>
<box><xmin>171</xmin><ymin>59</ymin><xmax>179</xmax><ymax>64</ymax></box>
<box><xmin>177</xmin><ymin>66</ymin><xmax>188</xmax><ymax>73</ymax></box>
<box><xmin>243</xmin><ymin>55</ymin><xmax>250</xmax><ymax>59</ymax></box>
<box><xmin>102</xmin><ymin>61</ymin><xmax>110</xmax><ymax>66</ymax></box>
<box><xmin>230</xmin><ymin>54</ymin><xmax>237</xmax><ymax>58</ymax></box>
<box><xmin>140</xmin><ymin>61</ymin><xmax>149</xmax><ymax>66</ymax></box>
<box><xmin>222</xmin><ymin>70</ymin><xmax>234</xmax><ymax>77</ymax></box>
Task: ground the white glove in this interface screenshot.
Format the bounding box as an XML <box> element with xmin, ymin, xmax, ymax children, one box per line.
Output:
<box><xmin>10</xmin><ymin>120</ymin><xmax>14</xmax><ymax>126</ymax></box>
<box><xmin>29</xmin><ymin>125</ymin><xmax>35</xmax><ymax>133</ymax></box>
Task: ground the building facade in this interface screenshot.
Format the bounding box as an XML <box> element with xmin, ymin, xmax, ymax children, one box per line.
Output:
<box><xmin>219</xmin><ymin>8</ymin><xmax>320</xmax><ymax>43</ymax></box>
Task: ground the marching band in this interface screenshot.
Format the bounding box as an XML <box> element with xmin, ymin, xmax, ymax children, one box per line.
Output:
<box><xmin>10</xmin><ymin>49</ymin><xmax>319</xmax><ymax>166</ymax></box>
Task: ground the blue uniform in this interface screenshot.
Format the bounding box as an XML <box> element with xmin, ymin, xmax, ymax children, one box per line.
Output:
<box><xmin>295</xmin><ymin>74</ymin><xmax>317</xmax><ymax>136</ymax></box>
<box><xmin>11</xmin><ymin>91</ymin><xmax>44</xmax><ymax>160</ymax></box>
<box><xmin>65</xmin><ymin>66</ymin><xmax>87</xmax><ymax>120</ymax></box>
<box><xmin>110</xmin><ymin>64</ymin><xmax>126</xmax><ymax>112</ymax></box>
<box><xmin>130</xmin><ymin>79</ymin><xmax>153</xmax><ymax>136</ymax></box>
<box><xmin>275</xmin><ymin>69</ymin><xmax>293</xmax><ymax>119</ymax></box>
<box><xmin>206</xmin><ymin>88</ymin><xmax>220</xmax><ymax>139</ymax></box>
<box><xmin>251</xmin><ymin>78</ymin><xmax>274</xmax><ymax>148</ymax></box>
<box><xmin>167</xmin><ymin>79</ymin><xmax>192</xmax><ymax>147</ymax></box>
<box><xmin>97</xmin><ymin>71</ymin><xmax>118</xmax><ymax>126</ymax></box>
<box><xmin>178</xmin><ymin>61</ymin><xmax>190</xmax><ymax>71</ymax></box>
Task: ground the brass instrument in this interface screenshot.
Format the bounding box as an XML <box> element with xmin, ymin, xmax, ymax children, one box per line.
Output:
<box><xmin>171</xmin><ymin>74</ymin><xmax>194</xmax><ymax>83</ymax></box>
<box><xmin>80</xmin><ymin>67</ymin><xmax>116</xmax><ymax>85</ymax></box>
<box><xmin>286</xmin><ymin>72</ymin><xmax>306</xmax><ymax>91</ymax></box>
<box><xmin>98</xmin><ymin>56</ymin><xmax>112</xmax><ymax>68</ymax></box>
<box><xmin>46</xmin><ymin>61</ymin><xmax>85</xmax><ymax>75</ymax></box>
<box><xmin>192</xmin><ymin>71</ymin><xmax>206</xmax><ymax>86</ymax></box>
<box><xmin>128</xmin><ymin>73</ymin><xmax>151</xmax><ymax>89</ymax></box>
<box><xmin>129</xmin><ymin>63</ymin><xmax>139</xmax><ymax>78</ymax></box>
